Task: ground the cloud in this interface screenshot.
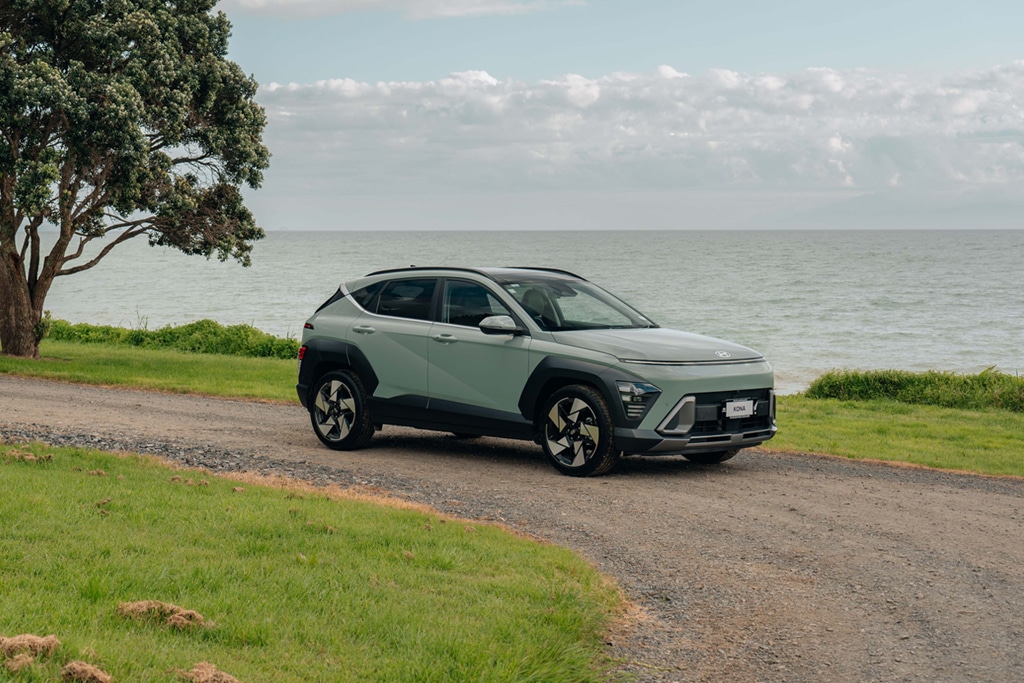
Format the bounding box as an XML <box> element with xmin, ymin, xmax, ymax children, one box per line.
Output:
<box><xmin>252</xmin><ymin>62</ymin><xmax>1024</xmax><ymax>229</ymax></box>
<box><xmin>219</xmin><ymin>0</ymin><xmax>583</xmax><ymax>19</ymax></box>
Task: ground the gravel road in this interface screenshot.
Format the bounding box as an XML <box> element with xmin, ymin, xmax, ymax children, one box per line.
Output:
<box><xmin>2</xmin><ymin>375</ymin><xmax>1023</xmax><ymax>682</ymax></box>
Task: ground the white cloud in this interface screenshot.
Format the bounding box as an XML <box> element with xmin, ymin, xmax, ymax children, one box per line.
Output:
<box><xmin>218</xmin><ymin>0</ymin><xmax>583</xmax><ymax>19</ymax></box>
<box><xmin>655</xmin><ymin>65</ymin><xmax>687</xmax><ymax>80</ymax></box>
<box><xmin>251</xmin><ymin>62</ymin><xmax>1024</xmax><ymax>229</ymax></box>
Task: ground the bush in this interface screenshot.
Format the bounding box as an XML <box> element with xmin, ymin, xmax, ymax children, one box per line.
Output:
<box><xmin>806</xmin><ymin>368</ymin><xmax>1024</xmax><ymax>413</ymax></box>
<box><xmin>48</xmin><ymin>319</ymin><xmax>299</xmax><ymax>360</ymax></box>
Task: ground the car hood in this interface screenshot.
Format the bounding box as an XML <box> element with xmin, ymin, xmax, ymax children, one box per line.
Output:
<box><xmin>550</xmin><ymin>328</ymin><xmax>764</xmax><ymax>363</ymax></box>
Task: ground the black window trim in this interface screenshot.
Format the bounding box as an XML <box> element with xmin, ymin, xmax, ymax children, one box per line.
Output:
<box><xmin>437</xmin><ymin>277</ymin><xmax>532</xmax><ymax>333</ymax></box>
<box><xmin>371</xmin><ymin>277</ymin><xmax>440</xmax><ymax>323</ymax></box>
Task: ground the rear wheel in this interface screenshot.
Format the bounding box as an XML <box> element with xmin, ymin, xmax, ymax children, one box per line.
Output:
<box><xmin>540</xmin><ymin>385</ymin><xmax>620</xmax><ymax>476</ymax></box>
<box><xmin>683</xmin><ymin>449</ymin><xmax>739</xmax><ymax>464</ymax></box>
<box><xmin>310</xmin><ymin>370</ymin><xmax>375</xmax><ymax>450</ymax></box>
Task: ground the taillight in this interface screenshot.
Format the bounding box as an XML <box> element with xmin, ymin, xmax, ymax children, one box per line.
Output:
<box><xmin>297</xmin><ymin>346</ymin><xmax>307</xmax><ymax>361</ymax></box>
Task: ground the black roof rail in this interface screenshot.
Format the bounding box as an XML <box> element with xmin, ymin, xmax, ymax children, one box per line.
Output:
<box><xmin>365</xmin><ymin>266</ymin><xmax>488</xmax><ymax>277</ymax></box>
<box><xmin>504</xmin><ymin>266</ymin><xmax>586</xmax><ymax>280</ymax></box>
<box><xmin>364</xmin><ymin>266</ymin><xmax>586</xmax><ymax>281</ymax></box>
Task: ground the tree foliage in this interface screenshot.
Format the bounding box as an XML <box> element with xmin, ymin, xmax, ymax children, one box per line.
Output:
<box><xmin>0</xmin><ymin>0</ymin><xmax>269</xmax><ymax>357</ymax></box>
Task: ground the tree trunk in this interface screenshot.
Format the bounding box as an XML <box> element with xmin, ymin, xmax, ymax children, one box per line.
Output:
<box><xmin>0</xmin><ymin>250</ymin><xmax>42</xmax><ymax>358</ymax></box>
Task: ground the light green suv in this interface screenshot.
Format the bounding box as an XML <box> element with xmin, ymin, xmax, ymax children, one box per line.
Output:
<box><xmin>297</xmin><ymin>267</ymin><xmax>776</xmax><ymax>476</ymax></box>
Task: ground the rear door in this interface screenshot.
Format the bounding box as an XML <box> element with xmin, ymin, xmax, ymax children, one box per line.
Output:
<box><xmin>350</xmin><ymin>277</ymin><xmax>436</xmax><ymax>401</ymax></box>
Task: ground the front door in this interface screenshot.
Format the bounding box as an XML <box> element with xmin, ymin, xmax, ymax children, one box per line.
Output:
<box><xmin>427</xmin><ymin>279</ymin><xmax>532</xmax><ymax>421</ymax></box>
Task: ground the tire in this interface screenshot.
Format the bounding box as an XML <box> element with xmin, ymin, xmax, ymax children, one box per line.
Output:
<box><xmin>309</xmin><ymin>370</ymin><xmax>375</xmax><ymax>450</ymax></box>
<box><xmin>540</xmin><ymin>385</ymin><xmax>620</xmax><ymax>476</ymax></box>
<box><xmin>683</xmin><ymin>449</ymin><xmax>740</xmax><ymax>464</ymax></box>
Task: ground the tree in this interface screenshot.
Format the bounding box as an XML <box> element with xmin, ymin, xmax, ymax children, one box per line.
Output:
<box><xmin>1</xmin><ymin>0</ymin><xmax>269</xmax><ymax>357</ymax></box>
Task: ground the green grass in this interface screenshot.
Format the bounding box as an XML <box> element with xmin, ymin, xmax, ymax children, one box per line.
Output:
<box><xmin>772</xmin><ymin>395</ymin><xmax>1024</xmax><ymax>477</ymax></box>
<box><xmin>0</xmin><ymin>341</ymin><xmax>298</xmax><ymax>402</ymax></box>
<box><xmin>807</xmin><ymin>368</ymin><xmax>1024</xmax><ymax>413</ymax></box>
<box><xmin>48</xmin><ymin>319</ymin><xmax>300</xmax><ymax>360</ymax></box>
<box><xmin>0</xmin><ymin>444</ymin><xmax>621</xmax><ymax>682</ymax></box>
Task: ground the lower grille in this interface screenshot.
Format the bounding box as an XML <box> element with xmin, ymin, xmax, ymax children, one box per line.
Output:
<box><xmin>658</xmin><ymin>388</ymin><xmax>774</xmax><ymax>436</ymax></box>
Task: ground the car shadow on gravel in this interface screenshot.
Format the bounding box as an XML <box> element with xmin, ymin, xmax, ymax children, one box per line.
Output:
<box><xmin>362</xmin><ymin>428</ymin><xmax>753</xmax><ymax>479</ymax></box>
<box><xmin>368</xmin><ymin>431</ymin><xmax>550</xmax><ymax>468</ymax></box>
<box><xmin>616</xmin><ymin>455</ymin><xmax>749</xmax><ymax>477</ymax></box>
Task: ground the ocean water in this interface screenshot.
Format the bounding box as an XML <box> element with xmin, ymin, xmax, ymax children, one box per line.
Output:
<box><xmin>43</xmin><ymin>229</ymin><xmax>1024</xmax><ymax>394</ymax></box>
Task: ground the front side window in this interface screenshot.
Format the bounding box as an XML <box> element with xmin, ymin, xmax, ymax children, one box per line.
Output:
<box><xmin>442</xmin><ymin>280</ymin><xmax>512</xmax><ymax>327</ymax></box>
<box><xmin>377</xmin><ymin>278</ymin><xmax>437</xmax><ymax>321</ymax></box>
<box><xmin>502</xmin><ymin>278</ymin><xmax>656</xmax><ymax>331</ymax></box>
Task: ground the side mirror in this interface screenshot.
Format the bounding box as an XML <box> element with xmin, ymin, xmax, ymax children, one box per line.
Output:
<box><xmin>479</xmin><ymin>315</ymin><xmax>524</xmax><ymax>336</ymax></box>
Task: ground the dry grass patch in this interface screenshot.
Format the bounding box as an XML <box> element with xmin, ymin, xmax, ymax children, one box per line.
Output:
<box><xmin>0</xmin><ymin>633</ymin><xmax>61</xmax><ymax>657</ymax></box>
<box><xmin>117</xmin><ymin>600</ymin><xmax>208</xmax><ymax>630</ymax></box>
<box><xmin>178</xmin><ymin>661</ymin><xmax>243</xmax><ymax>683</ymax></box>
<box><xmin>61</xmin><ymin>660</ymin><xmax>112</xmax><ymax>682</ymax></box>
<box><xmin>2</xmin><ymin>448</ymin><xmax>53</xmax><ymax>463</ymax></box>
<box><xmin>6</xmin><ymin>652</ymin><xmax>34</xmax><ymax>672</ymax></box>
<box><xmin>1</xmin><ymin>634</ymin><xmax>61</xmax><ymax>674</ymax></box>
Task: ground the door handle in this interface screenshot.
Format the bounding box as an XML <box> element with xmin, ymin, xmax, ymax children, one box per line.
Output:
<box><xmin>432</xmin><ymin>334</ymin><xmax>458</xmax><ymax>344</ymax></box>
<box><xmin>353</xmin><ymin>325</ymin><xmax>375</xmax><ymax>334</ymax></box>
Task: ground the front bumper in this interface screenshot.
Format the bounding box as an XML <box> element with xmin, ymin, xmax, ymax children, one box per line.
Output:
<box><xmin>615</xmin><ymin>423</ymin><xmax>776</xmax><ymax>455</ymax></box>
<box><xmin>615</xmin><ymin>387</ymin><xmax>777</xmax><ymax>455</ymax></box>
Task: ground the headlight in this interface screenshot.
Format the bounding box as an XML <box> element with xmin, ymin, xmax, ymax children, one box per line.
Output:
<box><xmin>616</xmin><ymin>381</ymin><xmax>661</xmax><ymax>422</ymax></box>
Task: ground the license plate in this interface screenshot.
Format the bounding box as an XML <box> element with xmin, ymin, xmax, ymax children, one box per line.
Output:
<box><xmin>724</xmin><ymin>399</ymin><xmax>755</xmax><ymax>420</ymax></box>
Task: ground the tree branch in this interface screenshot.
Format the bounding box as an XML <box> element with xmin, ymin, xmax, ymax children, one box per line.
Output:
<box><xmin>61</xmin><ymin>213</ymin><xmax>152</xmax><ymax>264</ymax></box>
<box><xmin>57</xmin><ymin>226</ymin><xmax>150</xmax><ymax>276</ymax></box>
<box><xmin>27</xmin><ymin>218</ymin><xmax>42</xmax><ymax>290</ymax></box>
<box><xmin>148</xmin><ymin>132</ymin><xmax>168</xmax><ymax>151</ymax></box>
<box><xmin>70</xmin><ymin>173</ymin><xmax>111</xmax><ymax>224</ymax></box>
<box><xmin>171</xmin><ymin>153</ymin><xmax>214</xmax><ymax>165</ymax></box>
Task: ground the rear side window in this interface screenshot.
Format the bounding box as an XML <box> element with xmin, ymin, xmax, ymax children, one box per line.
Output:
<box><xmin>350</xmin><ymin>282</ymin><xmax>384</xmax><ymax>312</ymax></box>
<box><xmin>377</xmin><ymin>279</ymin><xmax>437</xmax><ymax>321</ymax></box>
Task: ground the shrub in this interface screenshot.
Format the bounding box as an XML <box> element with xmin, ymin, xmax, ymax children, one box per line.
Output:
<box><xmin>48</xmin><ymin>319</ymin><xmax>299</xmax><ymax>360</ymax></box>
<box><xmin>806</xmin><ymin>368</ymin><xmax>1024</xmax><ymax>413</ymax></box>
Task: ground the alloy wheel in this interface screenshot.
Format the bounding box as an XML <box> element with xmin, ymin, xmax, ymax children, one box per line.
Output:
<box><xmin>314</xmin><ymin>379</ymin><xmax>357</xmax><ymax>442</ymax></box>
<box><xmin>545</xmin><ymin>396</ymin><xmax>602</xmax><ymax>469</ymax></box>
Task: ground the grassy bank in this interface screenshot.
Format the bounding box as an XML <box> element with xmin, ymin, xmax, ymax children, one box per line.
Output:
<box><xmin>0</xmin><ymin>340</ymin><xmax>297</xmax><ymax>402</ymax></box>
<box><xmin>0</xmin><ymin>443</ymin><xmax>620</xmax><ymax>682</ymax></box>
<box><xmin>48</xmin><ymin>319</ymin><xmax>299</xmax><ymax>360</ymax></box>
<box><xmin>771</xmin><ymin>395</ymin><xmax>1024</xmax><ymax>477</ymax></box>
<box><xmin>806</xmin><ymin>368</ymin><xmax>1024</xmax><ymax>413</ymax></box>
<box><xmin>769</xmin><ymin>369</ymin><xmax>1024</xmax><ymax>477</ymax></box>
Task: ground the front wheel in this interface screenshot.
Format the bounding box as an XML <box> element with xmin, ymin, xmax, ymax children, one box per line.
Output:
<box><xmin>540</xmin><ymin>385</ymin><xmax>620</xmax><ymax>476</ymax></box>
<box><xmin>310</xmin><ymin>370</ymin><xmax>375</xmax><ymax>450</ymax></box>
<box><xmin>683</xmin><ymin>449</ymin><xmax>739</xmax><ymax>464</ymax></box>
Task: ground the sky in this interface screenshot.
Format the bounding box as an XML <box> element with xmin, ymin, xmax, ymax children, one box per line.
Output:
<box><xmin>219</xmin><ymin>0</ymin><xmax>1024</xmax><ymax>230</ymax></box>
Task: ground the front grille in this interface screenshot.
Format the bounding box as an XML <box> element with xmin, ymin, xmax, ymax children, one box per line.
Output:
<box><xmin>659</xmin><ymin>388</ymin><xmax>774</xmax><ymax>436</ymax></box>
<box><xmin>690</xmin><ymin>388</ymin><xmax>773</xmax><ymax>434</ymax></box>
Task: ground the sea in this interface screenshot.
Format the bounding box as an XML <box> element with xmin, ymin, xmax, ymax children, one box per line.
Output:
<box><xmin>42</xmin><ymin>229</ymin><xmax>1024</xmax><ymax>395</ymax></box>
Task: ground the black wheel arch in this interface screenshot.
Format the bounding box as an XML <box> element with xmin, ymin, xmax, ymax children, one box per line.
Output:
<box><xmin>518</xmin><ymin>356</ymin><xmax>653</xmax><ymax>428</ymax></box>
<box><xmin>297</xmin><ymin>337</ymin><xmax>379</xmax><ymax>408</ymax></box>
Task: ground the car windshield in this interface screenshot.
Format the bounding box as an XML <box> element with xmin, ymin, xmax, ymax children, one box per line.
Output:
<box><xmin>501</xmin><ymin>278</ymin><xmax>657</xmax><ymax>332</ymax></box>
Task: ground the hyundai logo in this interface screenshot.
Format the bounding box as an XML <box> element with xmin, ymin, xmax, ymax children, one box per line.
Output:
<box><xmin>715</xmin><ymin>351</ymin><xmax>732</xmax><ymax>358</ymax></box>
